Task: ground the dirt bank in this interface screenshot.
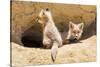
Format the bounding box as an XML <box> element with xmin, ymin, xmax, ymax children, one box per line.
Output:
<box><xmin>12</xmin><ymin>35</ymin><xmax>96</xmax><ymax>66</ymax></box>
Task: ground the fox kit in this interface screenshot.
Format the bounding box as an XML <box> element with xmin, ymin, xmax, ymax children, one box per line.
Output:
<box><xmin>64</xmin><ymin>21</ymin><xmax>84</xmax><ymax>44</ymax></box>
<box><xmin>37</xmin><ymin>8</ymin><xmax>62</xmax><ymax>62</ymax></box>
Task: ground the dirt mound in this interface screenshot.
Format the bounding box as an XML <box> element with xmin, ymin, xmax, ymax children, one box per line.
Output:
<box><xmin>12</xmin><ymin>35</ymin><xmax>96</xmax><ymax>66</ymax></box>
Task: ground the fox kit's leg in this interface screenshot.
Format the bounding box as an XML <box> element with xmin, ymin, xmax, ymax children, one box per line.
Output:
<box><xmin>63</xmin><ymin>38</ymin><xmax>70</xmax><ymax>45</ymax></box>
<box><xmin>43</xmin><ymin>35</ymin><xmax>51</xmax><ymax>48</ymax></box>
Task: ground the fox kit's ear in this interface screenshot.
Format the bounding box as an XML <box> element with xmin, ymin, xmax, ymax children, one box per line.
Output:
<box><xmin>46</xmin><ymin>8</ymin><xmax>49</xmax><ymax>11</ymax></box>
<box><xmin>69</xmin><ymin>21</ymin><xmax>75</xmax><ymax>29</ymax></box>
<box><xmin>78</xmin><ymin>23</ymin><xmax>84</xmax><ymax>30</ymax></box>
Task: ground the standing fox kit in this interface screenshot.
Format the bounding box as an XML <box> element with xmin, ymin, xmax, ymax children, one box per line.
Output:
<box><xmin>65</xmin><ymin>21</ymin><xmax>84</xmax><ymax>43</ymax></box>
<box><xmin>37</xmin><ymin>8</ymin><xmax>62</xmax><ymax>62</ymax></box>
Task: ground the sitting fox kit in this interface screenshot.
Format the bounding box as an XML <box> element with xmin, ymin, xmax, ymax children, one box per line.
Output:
<box><xmin>37</xmin><ymin>8</ymin><xmax>84</xmax><ymax>62</ymax></box>
<box><xmin>38</xmin><ymin>8</ymin><xmax>62</xmax><ymax>62</ymax></box>
<box><xmin>66</xmin><ymin>21</ymin><xmax>84</xmax><ymax>42</ymax></box>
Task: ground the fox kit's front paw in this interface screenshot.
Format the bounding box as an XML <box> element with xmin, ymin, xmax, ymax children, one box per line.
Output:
<box><xmin>63</xmin><ymin>39</ymin><xmax>70</xmax><ymax>45</ymax></box>
<box><xmin>43</xmin><ymin>40</ymin><xmax>51</xmax><ymax>49</ymax></box>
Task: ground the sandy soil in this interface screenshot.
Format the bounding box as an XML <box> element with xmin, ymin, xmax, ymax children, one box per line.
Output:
<box><xmin>11</xmin><ymin>35</ymin><xmax>96</xmax><ymax>67</ymax></box>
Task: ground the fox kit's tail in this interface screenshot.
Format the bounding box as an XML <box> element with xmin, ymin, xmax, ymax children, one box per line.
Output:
<box><xmin>51</xmin><ymin>41</ymin><xmax>58</xmax><ymax>62</ymax></box>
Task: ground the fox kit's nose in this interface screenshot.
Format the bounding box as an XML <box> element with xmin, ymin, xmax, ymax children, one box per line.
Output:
<box><xmin>75</xmin><ymin>34</ymin><xmax>78</xmax><ymax>37</ymax></box>
<box><xmin>36</xmin><ymin>16</ymin><xmax>39</xmax><ymax>22</ymax></box>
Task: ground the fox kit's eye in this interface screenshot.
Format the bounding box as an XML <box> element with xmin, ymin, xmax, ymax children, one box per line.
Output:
<box><xmin>77</xmin><ymin>31</ymin><xmax>80</xmax><ymax>33</ymax></box>
<box><xmin>73</xmin><ymin>31</ymin><xmax>76</xmax><ymax>34</ymax></box>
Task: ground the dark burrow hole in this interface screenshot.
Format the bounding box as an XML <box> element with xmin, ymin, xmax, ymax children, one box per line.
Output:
<box><xmin>21</xmin><ymin>23</ymin><xmax>43</xmax><ymax>48</ymax></box>
<box><xmin>21</xmin><ymin>35</ymin><xmax>43</xmax><ymax>48</ymax></box>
